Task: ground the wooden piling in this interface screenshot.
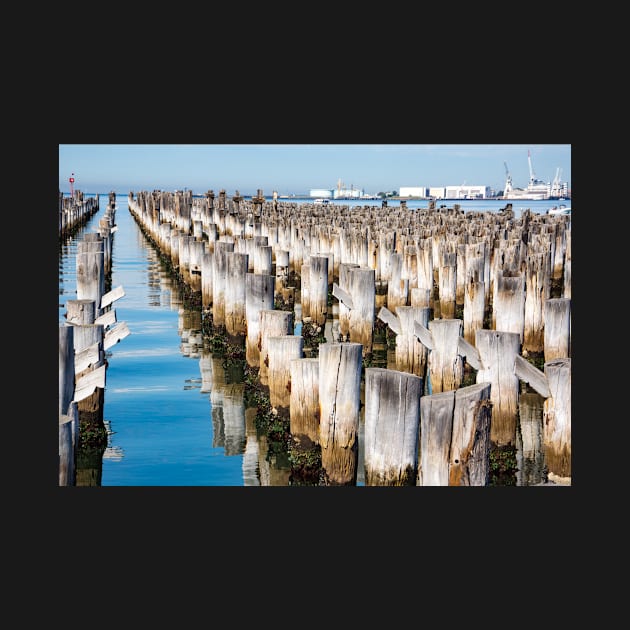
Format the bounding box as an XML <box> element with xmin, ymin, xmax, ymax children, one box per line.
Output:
<box><xmin>212</xmin><ymin>241</ymin><xmax>235</xmax><ymax>327</ymax></box>
<box><xmin>259</xmin><ymin>309</ymin><xmax>294</xmax><ymax>386</ymax></box>
<box><xmin>289</xmin><ymin>358</ymin><xmax>320</xmax><ymax>449</ymax></box>
<box><xmin>267</xmin><ymin>335</ymin><xmax>304</xmax><ymax>413</ymax></box>
<box><xmin>309</xmin><ymin>255</ymin><xmax>329</xmax><ymax>327</ymax></box>
<box><xmin>224</xmin><ymin>252</ymin><xmax>249</xmax><ymax>339</ymax></box>
<box><xmin>347</xmin><ymin>267</ymin><xmax>375</xmax><ymax>354</ymax></box>
<box><xmin>494</xmin><ymin>272</ymin><xmax>526</xmax><ymax>343</ymax></box>
<box><xmin>417</xmin><ymin>382</ymin><xmax>492</xmax><ymax>486</ymax></box>
<box><xmin>363</xmin><ymin>367</ymin><xmax>423</xmax><ymax>485</ymax></box>
<box><xmin>544</xmin><ymin>298</ymin><xmax>571</xmax><ymax>362</ymax></box>
<box><xmin>59</xmin><ymin>325</ymin><xmax>75</xmax><ymax>417</ymax></box>
<box><xmin>475</xmin><ymin>329</ymin><xmax>521</xmax><ymax>447</ymax></box>
<box><xmin>543</xmin><ymin>358</ymin><xmax>571</xmax><ymax>479</ymax></box>
<box><xmin>245</xmin><ymin>273</ymin><xmax>275</xmax><ymax>367</ymax></box>
<box><xmin>318</xmin><ymin>342</ymin><xmax>363</xmax><ymax>485</ymax></box>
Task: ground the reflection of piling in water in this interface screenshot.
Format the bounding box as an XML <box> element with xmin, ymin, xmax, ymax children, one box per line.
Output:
<box><xmin>179</xmin><ymin>307</ymin><xmax>203</xmax><ymax>358</ymax></box>
<box><xmin>517</xmin><ymin>392</ymin><xmax>546</xmax><ymax>486</ymax></box>
<box><xmin>257</xmin><ymin>433</ymin><xmax>291</xmax><ymax>487</ymax></box>
<box><xmin>243</xmin><ymin>408</ymin><xmax>261</xmax><ymax>486</ymax></box>
<box><xmin>363</xmin><ymin>368</ymin><xmax>422</xmax><ymax>486</ymax></box>
<box><xmin>208</xmin><ymin>355</ymin><xmax>246</xmax><ymax>456</ymax></box>
<box><xmin>318</xmin><ymin>343</ymin><xmax>362</xmax><ymax>485</ymax></box>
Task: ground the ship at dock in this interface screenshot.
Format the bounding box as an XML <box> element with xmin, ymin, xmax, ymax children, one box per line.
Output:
<box><xmin>502</xmin><ymin>151</ymin><xmax>567</xmax><ymax>201</ymax></box>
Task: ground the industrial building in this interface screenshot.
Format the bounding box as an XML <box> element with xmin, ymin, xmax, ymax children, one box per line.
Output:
<box><xmin>309</xmin><ymin>188</ymin><xmax>333</xmax><ymax>198</ymax></box>
<box><xmin>399</xmin><ymin>186</ymin><xmax>427</xmax><ymax>197</ymax></box>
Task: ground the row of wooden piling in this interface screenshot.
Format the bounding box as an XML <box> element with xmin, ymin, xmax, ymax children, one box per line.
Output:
<box><xmin>126</xmin><ymin>189</ymin><xmax>571</xmax><ymax>483</ymax></box>
<box><xmin>58</xmin><ymin>190</ymin><xmax>100</xmax><ymax>237</ymax></box>
<box><xmin>58</xmin><ymin>193</ymin><xmax>130</xmax><ymax>485</ymax></box>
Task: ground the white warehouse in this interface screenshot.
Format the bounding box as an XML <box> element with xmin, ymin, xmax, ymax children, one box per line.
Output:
<box><xmin>309</xmin><ymin>189</ymin><xmax>333</xmax><ymax>198</ymax></box>
<box><xmin>444</xmin><ymin>185</ymin><xmax>490</xmax><ymax>199</ymax></box>
<box><xmin>399</xmin><ymin>186</ymin><xmax>427</xmax><ymax>197</ymax></box>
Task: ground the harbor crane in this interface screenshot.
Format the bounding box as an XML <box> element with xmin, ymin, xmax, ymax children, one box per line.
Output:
<box><xmin>550</xmin><ymin>167</ymin><xmax>563</xmax><ymax>196</ymax></box>
<box><xmin>527</xmin><ymin>150</ymin><xmax>546</xmax><ymax>186</ymax></box>
<box><xmin>503</xmin><ymin>161</ymin><xmax>513</xmax><ymax>195</ymax></box>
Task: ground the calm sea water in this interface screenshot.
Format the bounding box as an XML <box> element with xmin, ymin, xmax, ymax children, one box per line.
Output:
<box><xmin>59</xmin><ymin>193</ymin><xmax>560</xmax><ymax>486</ymax></box>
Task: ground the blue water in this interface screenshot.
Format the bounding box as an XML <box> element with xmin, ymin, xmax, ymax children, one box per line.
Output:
<box><xmin>60</xmin><ymin>193</ymin><xmax>559</xmax><ymax>486</ymax></box>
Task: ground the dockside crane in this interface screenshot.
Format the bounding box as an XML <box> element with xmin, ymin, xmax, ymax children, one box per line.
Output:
<box><xmin>503</xmin><ymin>161</ymin><xmax>513</xmax><ymax>196</ymax></box>
<box><xmin>551</xmin><ymin>167</ymin><xmax>563</xmax><ymax>197</ymax></box>
<box><xmin>527</xmin><ymin>149</ymin><xmax>546</xmax><ymax>185</ymax></box>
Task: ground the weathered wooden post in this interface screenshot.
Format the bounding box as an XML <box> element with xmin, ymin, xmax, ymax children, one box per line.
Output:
<box><xmin>309</xmin><ymin>255</ymin><xmax>329</xmax><ymax>327</ymax></box>
<box><xmin>318</xmin><ymin>342</ymin><xmax>362</xmax><ymax>485</ymax></box>
<box><xmin>416</xmin><ymin>238</ymin><xmax>434</xmax><ymax>311</ymax></box>
<box><xmin>59</xmin><ymin>402</ymin><xmax>79</xmax><ymax>486</ymax></box>
<box><xmin>336</xmin><ymin>262</ymin><xmax>359</xmax><ymax>340</ymax></box>
<box><xmin>245</xmin><ymin>273</ymin><xmax>275</xmax><ymax>367</ymax></box>
<box><xmin>563</xmin><ymin>229</ymin><xmax>571</xmax><ymax>299</ymax></box>
<box><xmin>394</xmin><ymin>306</ymin><xmax>430</xmax><ymax>378</ymax></box>
<box><xmin>59</xmin><ymin>325</ymin><xmax>75</xmax><ymax>417</ymax></box>
<box><xmin>417</xmin><ymin>382</ymin><xmax>492</xmax><ymax>486</ymax></box>
<box><xmin>258</xmin><ymin>309</ymin><xmax>294</xmax><ymax>387</ymax></box>
<box><xmin>416</xmin><ymin>318</ymin><xmax>464</xmax><ymax>394</ymax></box>
<box><xmin>523</xmin><ymin>252</ymin><xmax>547</xmax><ymax>354</ymax></box>
<box><xmin>543</xmin><ymin>358</ymin><xmax>571</xmax><ymax>480</ymax></box>
<box><xmin>76</xmin><ymin>237</ymin><xmax>105</xmax><ymax>318</ymax></box>
<box><xmin>347</xmin><ymin>267</ymin><xmax>375</xmax><ymax>354</ymax></box>
<box><xmin>289</xmin><ymin>357</ymin><xmax>320</xmax><ymax>450</ymax></box>
<box><xmin>463</xmin><ymin>278</ymin><xmax>486</xmax><ymax>347</ymax></box>
<box><xmin>189</xmin><ymin>239</ymin><xmax>204</xmax><ymax>292</ymax></box>
<box><xmin>494</xmin><ymin>272</ymin><xmax>526</xmax><ymax>343</ymax></box>
<box><xmin>275</xmin><ymin>249</ymin><xmax>290</xmax><ymax>292</ymax></box>
<box><xmin>300</xmin><ymin>262</ymin><xmax>311</xmax><ymax>321</ymax></box>
<box><xmin>224</xmin><ymin>252</ymin><xmax>249</xmax><ymax>340</ymax></box>
<box><xmin>363</xmin><ymin>367</ymin><xmax>423</xmax><ymax>485</ymax></box>
<box><xmin>178</xmin><ymin>234</ymin><xmax>192</xmax><ymax>284</ymax></box>
<box><xmin>212</xmin><ymin>241</ymin><xmax>235</xmax><ymax>327</ymax></box>
<box><xmin>410</xmin><ymin>287</ymin><xmax>431</xmax><ymax>309</ymax></box>
<box><xmin>267</xmin><ymin>335</ymin><xmax>304</xmax><ymax>413</ymax></box>
<box><xmin>437</xmin><ymin>250</ymin><xmax>457</xmax><ymax>319</ymax></box>
<box><xmin>65</xmin><ymin>299</ymin><xmax>96</xmax><ymax>325</ymax></box>
<box><xmin>387</xmin><ymin>252</ymin><xmax>408</xmax><ymax>313</ymax></box>
<box><xmin>201</xmin><ymin>249</ymin><xmax>213</xmax><ymax>313</ymax></box>
<box><xmin>544</xmin><ymin>298</ymin><xmax>571</xmax><ymax>362</ymax></box>
<box><xmin>254</xmin><ymin>244</ymin><xmax>273</xmax><ymax>275</ymax></box>
<box><xmin>475</xmin><ymin>329</ymin><xmax>521</xmax><ymax>447</ymax></box>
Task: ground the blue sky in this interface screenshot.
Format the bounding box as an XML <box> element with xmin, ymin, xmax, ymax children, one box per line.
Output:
<box><xmin>59</xmin><ymin>144</ymin><xmax>571</xmax><ymax>196</ymax></box>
